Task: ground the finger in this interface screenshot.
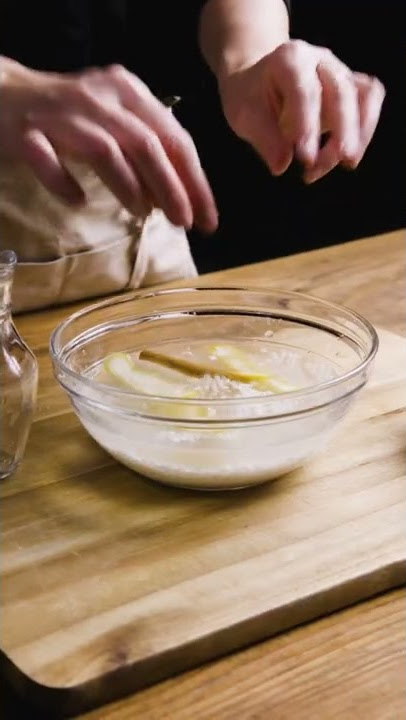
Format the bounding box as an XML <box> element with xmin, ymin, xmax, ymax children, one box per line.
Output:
<box><xmin>161</xmin><ymin>129</ymin><xmax>218</xmax><ymax>233</ymax></box>
<box><xmin>272</xmin><ymin>51</ymin><xmax>322</xmax><ymax>166</ymax></box>
<box><xmin>317</xmin><ymin>57</ymin><xmax>361</xmax><ymax>164</ymax></box>
<box><xmin>304</xmin><ymin>59</ymin><xmax>361</xmax><ymax>183</ymax></box>
<box><xmin>21</xmin><ymin>128</ymin><xmax>85</xmax><ymax>205</ymax></box>
<box><xmin>30</xmin><ymin>113</ymin><xmax>148</xmax><ymax>215</ymax></box>
<box><xmin>125</xmin><ymin>121</ymin><xmax>195</xmax><ymax>229</ymax></box>
<box><xmin>303</xmin><ymin>138</ymin><xmax>339</xmax><ymax>184</ymax></box>
<box><xmin>106</xmin><ymin>65</ymin><xmax>218</xmax><ymax>232</ymax></box>
<box><xmin>93</xmin><ymin>107</ymin><xmax>195</xmax><ymax>229</ymax></box>
<box><xmin>242</xmin><ymin>102</ymin><xmax>293</xmax><ymax>176</ymax></box>
<box><xmin>350</xmin><ymin>73</ymin><xmax>386</xmax><ymax>167</ymax></box>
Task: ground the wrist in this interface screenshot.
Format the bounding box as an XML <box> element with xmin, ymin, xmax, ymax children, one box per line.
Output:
<box><xmin>0</xmin><ymin>57</ymin><xmax>33</xmax><ymax>88</ymax></box>
<box><xmin>200</xmin><ymin>0</ymin><xmax>289</xmax><ymax>84</ymax></box>
<box><xmin>215</xmin><ymin>17</ymin><xmax>289</xmax><ymax>84</ymax></box>
<box><xmin>216</xmin><ymin>37</ymin><xmax>288</xmax><ymax>87</ymax></box>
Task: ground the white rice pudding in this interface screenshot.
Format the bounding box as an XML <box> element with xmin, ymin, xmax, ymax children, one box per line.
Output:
<box><xmin>81</xmin><ymin>337</ymin><xmax>346</xmax><ymax>489</ymax></box>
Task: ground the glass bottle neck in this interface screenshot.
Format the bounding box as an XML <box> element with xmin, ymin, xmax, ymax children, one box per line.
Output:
<box><xmin>0</xmin><ymin>278</ymin><xmax>12</xmax><ymax>322</ymax></box>
<box><xmin>0</xmin><ymin>250</ymin><xmax>17</xmax><ymax>322</ymax></box>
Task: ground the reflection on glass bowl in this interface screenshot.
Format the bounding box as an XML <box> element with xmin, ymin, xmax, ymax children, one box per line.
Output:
<box><xmin>50</xmin><ymin>287</ymin><xmax>378</xmax><ymax>490</ymax></box>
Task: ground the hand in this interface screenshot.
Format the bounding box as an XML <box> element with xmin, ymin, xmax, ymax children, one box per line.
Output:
<box><xmin>218</xmin><ymin>40</ymin><xmax>385</xmax><ymax>183</ymax></box>
<box><xmin>0</xmin><ymin>58</ymin><xmax>218</xmax><ymax>231</ymax></box>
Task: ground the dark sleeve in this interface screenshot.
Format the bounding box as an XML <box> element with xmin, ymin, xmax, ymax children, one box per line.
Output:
<box><xmin>197</xmin><ymin>0</ymin><xmax>291</xmax><ymax>15</ymax></box>
<box><xmin>201</xmin><ymin>0</ymin><xmax>291</xmax><ymax>14</ymax></box>
<box><xmin>128</xmin><ymin>0</ymin><xmax>292</xmax><ymax>98</ymax></box>
<box><xmin>0</xmin><ymin>0</ymin><xmax>94</xmax><ymax>72</ymax></box>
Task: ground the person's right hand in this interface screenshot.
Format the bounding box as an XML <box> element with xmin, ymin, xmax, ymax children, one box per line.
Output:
<box><xmin>0</xmin><ymin>58</ymin><xmax>218</xmax><ymax>232</ymax></box>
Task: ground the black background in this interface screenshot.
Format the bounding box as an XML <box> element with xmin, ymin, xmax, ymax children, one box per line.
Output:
<box><xmin>182</xmin><ymin>0</ymin><xmax>405</xmax><ymax>271</ymax></box>
<box><xmin>0</xmin><ymin>4</ymin><xmax>404</xmax><ymax>716</ymax></box>
<box><xmin>1</xmin><ymin>1</ymin><xmax>404</xmax><ymax>274</ymax></box>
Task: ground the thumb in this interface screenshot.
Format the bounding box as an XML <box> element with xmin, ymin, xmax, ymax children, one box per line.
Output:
<box><xmin>244</xmin><ymin>103</ymin><xmax>293</xmax><ymax>176</ymax></box>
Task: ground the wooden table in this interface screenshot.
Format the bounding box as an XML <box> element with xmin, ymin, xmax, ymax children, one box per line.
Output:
<box><xmin>3</xmin><ymin>229</ymin><xmax>405</xmax><ymax>720</ymax></box>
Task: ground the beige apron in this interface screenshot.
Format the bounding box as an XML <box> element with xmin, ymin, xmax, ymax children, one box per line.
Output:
<box><xmin>0</xmin><ymin>160</ymin><xmax>197</xmax><ymax>313</ymax></box>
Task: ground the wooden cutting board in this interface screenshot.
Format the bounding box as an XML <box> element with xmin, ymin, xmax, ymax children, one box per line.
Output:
<box><xmin>1</xmin><ymin>328</ymin><xmax>405</xmax><ymax>718</ymax></box>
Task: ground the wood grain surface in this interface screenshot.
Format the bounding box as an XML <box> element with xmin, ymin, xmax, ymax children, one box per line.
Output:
<box><xmin>81</xmin><ymin>588</ymin><xmax>406</xmax><ymax>720</ymax></box>
<box><xmin>2</xmin><ymin>590</ymin><xmax>404</xmax><ymax>720</ymax></box>
<box><xmin>1</xmin><ymin>230</ymin><xmax>405</xmax><ymax>719</ymax></box>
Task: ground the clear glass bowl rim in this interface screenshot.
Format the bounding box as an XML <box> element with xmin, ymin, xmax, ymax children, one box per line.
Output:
<box><xmin>49</xmin><ymin>286</ymin><xmax>379</xmax><ymax>416</ymax></box>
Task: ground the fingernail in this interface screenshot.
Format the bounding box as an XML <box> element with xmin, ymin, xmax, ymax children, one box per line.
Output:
<box><xmin>297</xmin><ymin>137</ymin><xmax>318</xmax><ymax>166</ymax></box>
<box><xmin>342</xmin><ymin>159</ymin><xmax>358</xmax><ymax>171</ymax></box>
<box><xmin>271</xmin><ymin>149</ymin><xmax>294</xmax><ymax>177</ymax></box>
<box><xmin>341</xmin><ymin>137</ymin><xmax>360</xmax><ymax>162</ymax></box>
<box><xmin>184</xmin><ymin>210</ymin><xmax>194</xmax><ymax>231</ymax></box>
<box><xmin>303</xmin><ymin>168</ymin><xmax>324</xmax><ymax>184</ymax></box>
<box><xmin>204</xmin><ymin>214</ymin><xmax>219</xmax><ymax>234</ymax></box>
<box><xmin>198</xmin><ymin>209</ymin><xmax>219</xmax><ymax>234</ymax></box>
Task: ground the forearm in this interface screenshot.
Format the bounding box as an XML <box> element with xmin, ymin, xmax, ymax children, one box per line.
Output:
<box><xmin>199</xmin><ymin>0</ymin><xmax>290</xmax><ymax>81</ymax></box>
<box><xmin>0</xmin><ymin>56</ymin><xmax>49</xmax><ymax>104</ymax></box>
<box><xmin>0</xmin><ymin>55</ymin><xmax>29</xmax><ymax>87</ymax></box>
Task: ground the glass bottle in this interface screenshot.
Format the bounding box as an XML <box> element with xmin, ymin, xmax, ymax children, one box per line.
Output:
<box><xmin>0</xmin><ymin>250</ymin><xmax>38</xmax><ymax>479</ymax></box>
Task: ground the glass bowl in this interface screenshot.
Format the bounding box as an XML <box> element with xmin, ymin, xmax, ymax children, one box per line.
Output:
<box><xmin>50</xmin><ymin>287</ymin><xmax>378</xmax><ymax>490</ymax></box>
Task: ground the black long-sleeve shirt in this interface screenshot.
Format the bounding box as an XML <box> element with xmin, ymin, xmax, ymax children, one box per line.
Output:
<box><xmin>0</xmin><ymin>0</ymin><xmax>290</xmax><ymax>95</ymax></box>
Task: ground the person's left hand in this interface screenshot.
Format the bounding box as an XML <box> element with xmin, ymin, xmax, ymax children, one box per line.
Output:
<box><xmin>218</xmin><ymin>40</ymin><xmax>385</xmax><ymax>183</ymax></box>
